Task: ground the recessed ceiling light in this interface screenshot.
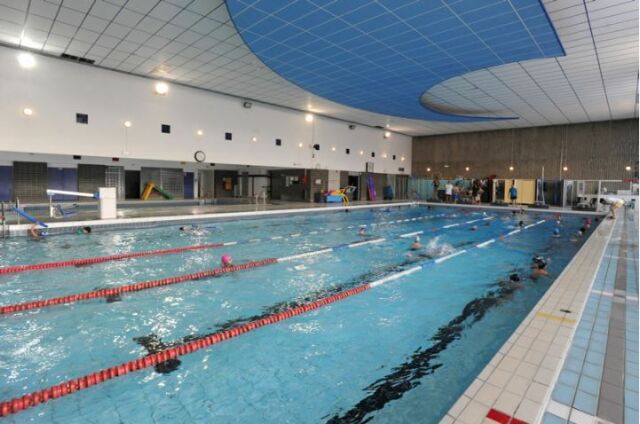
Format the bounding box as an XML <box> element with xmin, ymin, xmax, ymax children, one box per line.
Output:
<box><xmin>625</xmin><ymin>165</ymin><xmax>632</xmax><ymax>171</ymax></box>
<box><xmin>465</xmin><ymin>166</ymin><xmax>470</xmax><ymax>171</ymax></box>
<box><xmin>196</xmin><ymin>130</ymin><xmax>203</xmax><ymax>136</ymax></box>
<box><xmin>562</xmin><ymin>166</ymin><xmax>568</xmax><ymax>171</ymax></box>
<box><xmin>359</xmin><ymin>150</ymin><xmax>364</xmax><ymax>155</ymax></box>
<box><xmin>305</xmin><ymin>113</ymin><xmax>314</xmax><ymax>123</ymax></box>
<box><xmin>298</xmin><ymin>142</ymin><xmax>304</xmax><ymax>148</ymax></box>
<box><xmin>426</xmin><ymin>167</ymin><xmax>431</xmax><ymax>172</ymax></box>
<box><xmin>17</xmin><ymin>52</ymin><xmax>36</xmax><ymax>69</ymax></box>
<box><xmin>509</xmin><ymin>165</ymin><xmax>514</xmax><ymax>171</ymax></box>
<box><xmin>444</xmin><ymin>164</ymin><xmax>450</xmax><ymax>168</ymax></box>
<box><xmin>124</xmin><ymin>121</ymin><xmax>132</xmax><ymax>128</ymax></box>
<box><xmin>154</xmin><ymin>81</ymin><xmax>169</xmax><ymax>95</ymax></box>
<box><xmin>381</xmin><ymin>153</ymin><xmax>387</xmax><ymax>158</ymax></box>
<box><xmin>252</xmin><ymin>136</ymin><xmax>258</xmax><ymax>142</ymax></box>
<box><xmin>331</xmin><ymin>146</ymin><xmax>336</xmax><ymax>151</ymax></box>
<box><xmin>401</xmin><ymin>156</ymin><xmax>405</xmax><ymax>161</ymax></box>
<box><xmin>23</xmin><ymin>107</ymin><xmax>33</xmax><ymax>116</ymax></box>
<box><xmin>384</xmin><ymin>131</ymin><xmax>391</xmax><ymax>138</ymax></box>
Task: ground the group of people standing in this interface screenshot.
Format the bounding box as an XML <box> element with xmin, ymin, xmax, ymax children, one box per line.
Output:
<box><xmin>431</xmin><ymin>176</ymin><xmax>485</xmax><ymax>204</ymax></box>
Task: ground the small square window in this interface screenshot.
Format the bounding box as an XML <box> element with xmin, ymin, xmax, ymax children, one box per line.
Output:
<box><xmin>225</xmin><ymin>132</ymin><xmax>232</xmax><ymax>140</ymax></box>
<box><xmin>371</xmin><ymin>152</ymin><xmax>375</xmax><ymax>158</ymax></box>
<box><xmin>345</xmin><ymin>148</ymin><xmax>350</xmax><ymax>154</ymax></box>
<box><xmin>161</xmin><ymin>124</ymin><xmax>171</xmax><ymax>134</ymax></box>
<box><xmin>73</xmin><ymin>155</ymin><xmax>82</xmax><ymax>160</ymax></box>
<box><xmin>275</xmin><ymin>138</ymin><xmax>282</xmax><ymax>146</ymax></box>
<box><xmin>392</xmin><ymin>155</ymin><xmax>396</xmax><ymax>160</ymax></box>
<box><xmin>76</xmin><ymin>113</ymin><xmax>88</xmax><ymax>124</ymax></box>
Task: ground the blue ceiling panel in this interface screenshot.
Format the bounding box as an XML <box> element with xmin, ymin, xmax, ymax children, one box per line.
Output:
<box><xmin>226</xmin><ymin>0</ymin><xmax>565</xmax><ymax>122</ymax></box>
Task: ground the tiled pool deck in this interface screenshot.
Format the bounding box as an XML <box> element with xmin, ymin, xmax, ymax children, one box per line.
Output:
<box><xmin>442</xmin><ymin>208</ymin><xmax>638</xmax><ymax>424</ymax></box>
<box><xmin>543</xmin><ymin>210</ymin><xmax>638</xmax><ymax>424</ymax></box>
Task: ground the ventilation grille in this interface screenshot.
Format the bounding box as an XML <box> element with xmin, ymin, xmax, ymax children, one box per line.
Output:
<box><xmin>13</xmin><ymin>161</ymin><xmax>48</xmax><ymax>202</ymax></box>
<box><xmin>60</xmin><ymin>53</ymin><xmax>95</xmax><ymax>64</ymax></box>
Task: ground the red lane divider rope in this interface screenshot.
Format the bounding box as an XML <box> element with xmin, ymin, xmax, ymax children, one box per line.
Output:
<box><xmin>0</xmin><ymin>258</ymin><xmax>277</xmax><ymax>316</ymax></box>
<box><xmin>0</xmin><ymin>243</ymin><xmax>228</xmax><ymax>276</ymax></box>
<box><xmin>0</xmin><ymin>283</ymin><xmax>371</xmax><ymax>418</ymax></box>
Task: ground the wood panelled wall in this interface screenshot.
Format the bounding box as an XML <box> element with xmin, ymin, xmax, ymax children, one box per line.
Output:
<box><xmin>412</xmin><ymin>119</ymin><xmax>638</xmax><ymax>180</ymax></box>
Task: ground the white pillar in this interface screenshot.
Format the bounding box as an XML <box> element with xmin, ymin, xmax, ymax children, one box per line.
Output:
<box><xmin>98</xmin><ymin>187</ymin><xmax>117</xmax><ymax>219</ymax></box>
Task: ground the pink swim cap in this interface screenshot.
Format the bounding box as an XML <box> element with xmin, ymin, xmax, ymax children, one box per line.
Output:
<box><xmin>221</xmin><ymin>255</ymin><xmax>232</xmax><ymax>266</ymax></box>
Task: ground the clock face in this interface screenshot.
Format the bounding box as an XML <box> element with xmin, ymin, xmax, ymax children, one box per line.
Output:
<box><xmin>194</xmin><ymin>150</ymin><xmax>206</xmax><ymax>162</ymax></box>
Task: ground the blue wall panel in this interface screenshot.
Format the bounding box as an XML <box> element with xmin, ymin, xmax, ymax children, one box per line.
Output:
<box><xmin>184</xmin><ymin>172</ymin><xmax>194</xmax><ymax>199</ymax></box>
<box><xmin>0</xmin><ymin>166</ymin><xmax>12</xmax><ymax>201</ymax></box>
<box><xmin>47</xmin><ymin>168</ymin><xmax>78</xmax><ymax>201</ymax></box>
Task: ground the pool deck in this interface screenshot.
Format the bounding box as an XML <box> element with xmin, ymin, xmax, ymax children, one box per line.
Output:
<box><xmin>441</xmin><ymin>208</ymin><xmax>638</xmax><ymax>424</ymax></box>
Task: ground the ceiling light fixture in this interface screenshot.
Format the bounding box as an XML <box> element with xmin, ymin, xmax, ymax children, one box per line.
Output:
<box><xmin>23</xmin><ymin>107</ymin><xmax>33</xmax><ymax>116</ymax></box>
<box><xmin>426</xmin><ymin>167</ymin><xmax>431</xmax><ymax>172</ymax></box>
<box><xmin>562</xmin><ymin>166</ymin><xmax>568</xmax><ymax>172</ymax></box>
<box><xmin>359</xmin><ymin>150</ymin><xmax>364</xmax><ymax>155</ymax></box>
<box><xmin>154</xmin><ymin>81</ymin><xmax>169</xmax><ymax>95</ymax></box>
<box><xmin>17</xmin><ymin>52</ymin><xmax>36</xmax><ymax>69</ymax></box>
<box><xmin>465</xmin><ymin>166</ymin><xmax>470</xmax><ymax>171</ymax></box>
<box><xmin>305</xmin><ymin>113</ymin><xmax>314</xmax><ymax>123</ymax></box>
<box><xmin>252</xmin><ymin>136</ymin><xmax>258</xmax><ymax>142</ymax></box>
<box><xmin>383</xmin><ymin>131</ymin><xmax>391</xmax><ymax>138</ymax></box>
<box><xmin>196</xmin><ymin>130</ymin><xmax>203</xmax><ymax>136</ymax></box>
<box><xmin>401</xmin><ymin>156</ymin><xmax>405</xmax><ymax>161</ymax></box>
<box><xmin>625</xmin><ymin>165</ymin><xmax>632</xmax><ymax>171</ymax></box>
<box><xmin>331</xmin><ymin>146</ymin><xmax>336</xmax><ymax>151</ymax></box>
<box><xmin>444</xmin><ymin>164</ymin><xmax>450</xmax><ymax>168</ymax></box>
<box><xmin>509</xmin><ymin>165</ymin><xmax>514</xmax><ymax>171</ymax></box>
<box><xmin>124</xmin><ymin>121</ymin><xmax>132</xmax><ymax>128</ymax></box>
<box><xmin>298</xmin><ymin>142</ymin><xmax>304</xmax><ymax>148</ymax></box>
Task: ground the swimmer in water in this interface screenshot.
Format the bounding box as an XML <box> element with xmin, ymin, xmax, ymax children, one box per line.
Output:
<box><xmin>470</xmin><ymin>225</ymin><xmax>478</xmax><ymax>231</ymax></box>
<box><xmin>358</xmin><ymin>226</ymin><xmax>366</xmax><ymax>236</ymax></box>
<box><xmin>518</xmin><ymin>220</ymin><xmax>525</xmax><ymax>228</ymax></box>
<box><xmin>221</xmin><ymin>254</ymin><xmax>233</xmax><ymax>268</ymax></box>
<box><xmin>410</xmin><ymin>236</ymin><xmax>422</xmax><ymax>251</ymax></box>
<box><xmin>29</xmin><ymin>224</ymin><xmax>42</xmax><ymax>240</ymax></box>
<box><xmin>552</xmin><ymin>228</ymin><xmax>561</xmax><ymax>238</ymax></box>
<box><xmin>180</xmin><ymin>224</ymin><xmax>207</xmax><ymax>236</ymax></box>
<box><xmin>531</xmin><ymin>256</ymin><xmax>549</xmax><ymax>278</ymax></box>
<box><xmin>77</xmin><ymin>226</ymin><xmax>92</xmax><ymax>235</ymax></box>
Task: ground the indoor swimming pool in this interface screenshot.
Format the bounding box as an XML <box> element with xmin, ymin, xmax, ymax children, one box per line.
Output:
<box><xmin>0</xmin><ymin>205</ymin><xmax>597</xmax><ymax>423</ymax></box>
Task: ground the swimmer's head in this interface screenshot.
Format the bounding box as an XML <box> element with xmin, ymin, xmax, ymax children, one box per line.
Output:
<box><xmin>509</xmin><ymin>273</ymin><xmax>520</xmax><ymax>282</ymax></box>
<box><xmin>82</xmin><ymin>226</ymin><xmax>92</xmax><ymax>234</ymax></box>
<box><xmin>470</xmin><ymin>225</ymin><xmax>478</xmax><ymax>231</ymax></box>
<box><xmin>221</xmin><ymin>255</ymin><xmax>232</xmax><ymax>267</ymax></box>
<box><xmin>414</xmin><ymin>236</ymin><xmax>420</xmax><ymax>243</ymax></box>
<box><xmin>179</xmin><ymin>226</ymin><xmax>186</xmax><ymax>231</ymax></box>
<box><xmin>518</xmin><ymin>221</ymin><xmax>524</xmax><ymax>227</ymax></box>
<box><xmin>553</xmin><ymin>228</ymin><xmax>560</xmax><ymax>236</ymax></box>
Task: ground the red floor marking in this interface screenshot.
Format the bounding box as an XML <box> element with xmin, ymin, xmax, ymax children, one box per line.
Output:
<box><xmin>486</xmin><ymin>408</ymin><xmax>528</xmax><ymax>424</ymax></box>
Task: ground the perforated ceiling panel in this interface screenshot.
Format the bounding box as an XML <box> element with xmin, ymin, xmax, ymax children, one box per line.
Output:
<box><xmin>225</xmin><ymin>0</ymin><xmax>565</xmax><ymax>122</ymax></box>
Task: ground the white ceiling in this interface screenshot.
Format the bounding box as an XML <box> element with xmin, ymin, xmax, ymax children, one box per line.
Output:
<box><xmin>0</xmin><ymin>0</ymin><xmax>637</xmax><ymax>136</ymax></box>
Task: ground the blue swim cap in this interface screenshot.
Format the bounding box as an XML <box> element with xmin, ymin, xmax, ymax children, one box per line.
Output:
<box><xmin>553</xmin><ymin>228</ymin><xmax>560</xmax><ymax>235</ymax></box>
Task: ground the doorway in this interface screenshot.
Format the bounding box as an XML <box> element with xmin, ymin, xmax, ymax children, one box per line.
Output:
<box><xmin>347</xmin><ymin>175</ymin><xmax>359</xmax><ymax>200</ymax></box>
<box><xmin>125</xmin><ymin>170</ymin><xmax>140</xmax><ymax>199</ymax></box>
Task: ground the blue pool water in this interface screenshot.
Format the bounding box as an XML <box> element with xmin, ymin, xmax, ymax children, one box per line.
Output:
<box><xmin>0</xmin><ymin>206</ymin><xmax>597</xmax><ymax>423</ymax></box>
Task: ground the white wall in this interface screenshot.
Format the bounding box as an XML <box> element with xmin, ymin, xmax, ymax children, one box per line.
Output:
<box><xmin>0</xmin><ymin>46</ymin><xmax>412</xmax><ymax>174</ymax></box>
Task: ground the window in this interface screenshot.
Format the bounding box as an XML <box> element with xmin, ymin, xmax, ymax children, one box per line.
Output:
<box><xmin>73</xmin><ymin>155</ymin><xmax>82</xmax><ymax>160</ymax></box>
<box><xmin>161</xmin><ymin>124</ymin><xmax>171</xmax><ymax>134</ymax></box>
<box><xmin>275</xmin><ymin>138</ymin><xmax>282</xmax><ymax>146</ymax></box>
<box><xmin>345</xmin><ymin>148</ymin><xmax>350</xmax><ymax>154</ymax></box>
<box><xmin>76</xmin><ymin>113</ymin><xmax>88</xmax><ymax>124</ymax></box>
<box><xmin>225</xmin><ymin>132</ymin><xmax>232</xmax><ymax>140</ymax></box>
<box><xmin>392</xmin><ymin>155</ymin><xmax>396</xmax><ymax>160</ymax></box>
<box><xmin>371</xmin><ymin>152</ymin><xmax>375</xmax><ymax>158</ymax></box>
